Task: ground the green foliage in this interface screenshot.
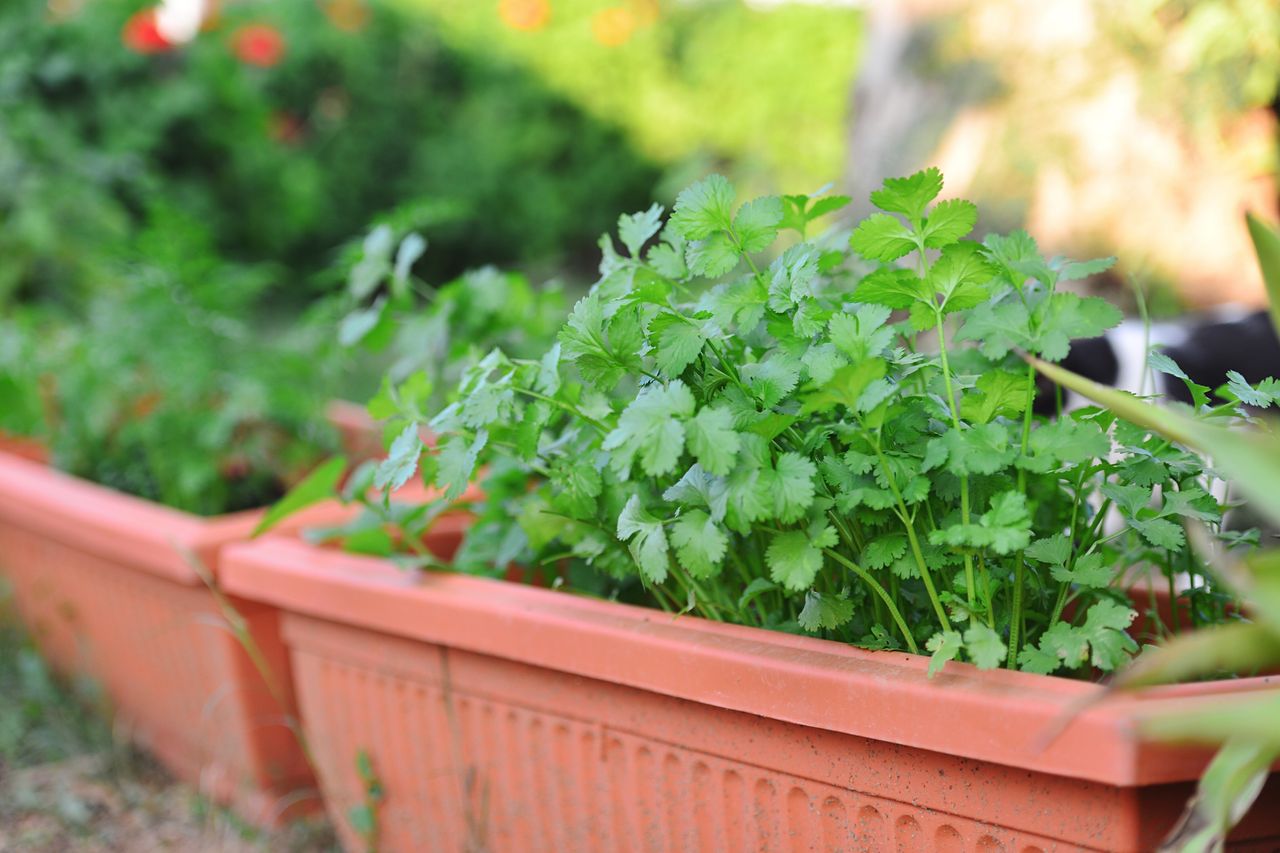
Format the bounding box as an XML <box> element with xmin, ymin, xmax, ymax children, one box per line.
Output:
<box><xmin>400</xmin><ymin>0</ymin><xmax>863</xmax><ymax>193</ymax></box>
<box><xmin>0</xmin><ymin>0</ymin><xmax>657</xmax><ymax>305</ymax></box>
<box><xmin>359</xmin><ymin>168</ymin><xmax>1249</xmax><ymax>678</ymax></box>
<box><xmin>10</xmin><ymin>209</ymin><xmax>337</xmax><ymax>515</ymax></box>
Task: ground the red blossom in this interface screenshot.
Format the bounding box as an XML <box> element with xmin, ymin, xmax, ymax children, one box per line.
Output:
<box><xmin>122</xmin><ymin>8</ymin><xmax>174</xmax><ymax>54</ymax></box>
<box><xmin>231</xmin><ymin>23</ymin><xmax>285</xmax><ymax>68</ymax></box>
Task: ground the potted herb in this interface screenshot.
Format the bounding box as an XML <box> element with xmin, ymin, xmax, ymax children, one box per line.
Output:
<box><xmin>229</xmin><ymin>171</ymin><xmax>1278</xmax><ymax>849</ymax></box>
<box><xmin>0</xmin><ymin>229</ymin><xmax>346</xmax><ymax>827</ymax></box>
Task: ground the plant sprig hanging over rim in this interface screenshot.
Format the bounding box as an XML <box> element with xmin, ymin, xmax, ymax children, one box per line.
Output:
<box><xmin>330</xmin><ymin>168</ymin><xmax>1259</xmax><ymax>676</ymax></box>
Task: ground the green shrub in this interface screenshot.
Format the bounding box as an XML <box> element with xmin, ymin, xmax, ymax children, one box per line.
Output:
<box><xmin>0</xmin><ymin>0</ymin><xmax>658</xmax><ymax>303</ymax></box>
<box><xmin>19</xmin><ymin>208</ymin><xmax>339</xmax><ymax>515</ymax></box>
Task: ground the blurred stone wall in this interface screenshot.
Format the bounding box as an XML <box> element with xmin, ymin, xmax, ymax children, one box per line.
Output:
<box><xmin>848</xmin><ymin>0</ymin><xmax>1280</xmax><ymax>308</ymax></box>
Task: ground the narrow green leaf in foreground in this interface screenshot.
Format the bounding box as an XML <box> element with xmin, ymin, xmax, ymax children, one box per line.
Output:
<box><xmin>253</xmin><ymin>455</ymin><xmax>347</xmax><ymax>538</ymax></box>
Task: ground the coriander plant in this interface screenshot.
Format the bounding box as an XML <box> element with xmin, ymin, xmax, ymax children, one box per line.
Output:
<box><xmin>354</xmin><ymin>169</ymin><xmax>1253</xmax><ymax>676</ymax></box>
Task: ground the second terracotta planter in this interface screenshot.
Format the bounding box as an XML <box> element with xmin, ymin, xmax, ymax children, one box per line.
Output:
<box><xmin>0</xmin><ymin>450</ymin><xmax>351</xmax><ymax>826</ymax></box>
<box><xmin>223</xmin><ymin>534</ymin><xmax>1280</xmax><ymax>852</ymax></box>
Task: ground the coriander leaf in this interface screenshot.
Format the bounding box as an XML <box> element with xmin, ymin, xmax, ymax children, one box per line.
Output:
<box><xmin>801</xmin><ymin>344</ymin><xmax>846</xmax><ymax>386</ymax></box>
<box><xmin>863</xmin><ymin>533</ymin><xmax>907</xmax><ymax>570</ymax></box>
<box><xmin>670</xmin><ymin>509</ymin><xmax>729</xmax><ymax>579</ymax></box>
<box><xmin>1226</xmin><ymin>371</ymin><xmax>1277</xmax><ymax>408</ymax></box>
<box><xmin>741</xmin><ymin>357</ymin><xmax>802</xmax><ymax>408</ymax></box>
<box><xmin>1101</xmin><ymin>482</ymin><xmax>1153</xmax><ymax>516</ymax></box>
<box><xmin>853</xmin><ymin>267</ymin><xmax>924</xmax><ymax>310</ymax></box>
<box><xmin>618</xmin><ymin>203</ymin><xmax>664</xmax><ymax>257</ymax></box>
<box><xmin>616</xmin><ymin>495</ymin><xmax>670</xmax><ymax>583</ymax></box>
<box><xmin>738</xmin><ymin>577</ymin><xmax>777</xmax><ymax>610</ymax></box>
<box><xmin>869</xmin><ymin>167</ymin><xmax>943</xmax><ymax>220</ymax></box>
<box><xmin>926</xmin><ymin>630</ymin><xmax>962</xmax><ymax>677</ymax></box>
<box><xmin>1017</xmin><ymin>644</ymin><xmax>1061</xmax><ymax>676</ymax></box>
<box><xmin>955</xmin><ymin>300</ymin><xmax>1032</xmax><ymax>360</ymax></box>
<box><xmin>1058</xmin><ymin>256</ymin><xmax>1117</xmax><ymax>281</ymax></box>
<box><xmin>375</xmin><ymin>423</ymin><xmax>422</xmax><ymax>492</ymax></box>
<box><xmin>964</xmin><ymin>624</ymin><xmax>1006</xmax><ymax>670</ymax></box>
<box><xmin>1080</xmin><ymin>600</ymin><xmax>1138</xmax><ymax>670</ymax></box>
<box><xmin>550</xmin><ymin>457</ymin><xmax>603</xmax><ymax>517</ymax></box>
<box><xmin>1131</xmin><ymin>517</ymin><xmax>1185</xmax><ymax>550</ymax></box>
<box><xmin>849</xmin><ymin>213</ymin><xmax>916</xmax><ymax>262</ymax></box>
<box><xmin>663</xmin><ymin>464</ymin><xmax>730</xmax><ymax>523</ymax></box>
<box><xmin>922</xmin><ymin>199</ymin><xmax>977</xmax><ymax>248</ymax></box>
<box><xmin>436</xmin><ymin>430</ymin><xmax>487</xmax><ymax>501</ymax></box>
<box><xmin>927</xmin><ymin>241</ymin><xmax>993</xmax><ymax>312</ymax></box>
<box><xmin>958</xmin><ymin>370</ymin><xmax>1028</xmax><ymax>423</ymax></box>
<box><xmin>768</xmin><ymin>244</ymin><xmax>821</xmax><ymax>310</ymax></box>
<box><xmin>798</xmin><ymin>591</ymin><xmax>855</xmax><ymax>632</ymax></box>
<box><xmin>929</xmin><ymin>490</ymin><xmax>1031</xmax><ymax>554</ymax></box>
<box><xmin>709</xmin><ymin>276</ymin><xmax>769</xmax><ymax>330</ymax></box>
<box><xmin>922</xmin><ymin>423</ymin><xmax>1014</xmax><ymax>476</ymax></box>
<box><xmin>1035</xmin><ymin>293</ymin><xmax>1124</xmax><ymax>362</ymax></box>
<box><xmin>1037</xmin><ymin>621</ymin><xmax>1089</xmax><ymax>669</ymax></box>
<box><xmin>801</xmin><ymin>357</ymin><xmax>888</xmax><ymax>416</ymax></box>
<box><xmin>394</xmin><ymin>233</ymin><xmax>427</xmax><ymax>285</ymax></box>
<box><xmin>1151</xmin><ymin>351</ymin><xmax>1210</xmax><ymax>408</ymax></box>
<box><xmin>1025</xmin><ymin>534</ymin><xmax>1071</xmax><ymax>566</ymax></box>
<box><xmin>766</xmin><ymin>525</ymin><xmax>835</xmax><ymax>591</ymax></box>
<box><xmin>767</xmin><ymin>452</ymin><xmax>818</xmax><ymax>523</ymax></box>
<box><xmin>686</xmin><ymin>231</ymin><xmax>740</xmax><ymax>278</ymax></box>
<box><xmin>1049</xmin><ymin>552</ymin><xmax>1112</xmax><ymax>588</ymax></box>
<box><xmin>828</xmin><ymin>304</ymin><xmax>894</xmax><ymax>361</ymax></box>
<box><xmin>686</xmin><ymin>405</ymin><xmax>741</xmax><ymax>476</ymax></box>
<box><xmin>671</xmin><ymin>175</ymin><xmax>735</xmax><ymax>240</ymax></box>
<box><xmin>651</xmin><ymin>314</ymin><xmax>707</xmax><ymax>376</ymax></box>
<box><xmin>1026</xmin><ymin>417</ymin><xmax>1110</xmax><ymax>466</ymax></box>
<box><xmin>603</xmin><ymin>380</ymin><xmax>696</xmax><ymax>478</ymax></box>
<box><xmin>733</xmin><ymin>196</ymin><xmax>784</xmax><ymax>254</ymax></box>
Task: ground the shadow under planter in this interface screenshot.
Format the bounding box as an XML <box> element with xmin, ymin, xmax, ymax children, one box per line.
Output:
<box><xmin>0</xmin><ymin>450</ymin><xmax>347</xmax><ymax>827</ymax></box>
<box><xmin>222</xmin><ymin>534</ymin><xmax>1280</xmax><ymax>853</ymax></box>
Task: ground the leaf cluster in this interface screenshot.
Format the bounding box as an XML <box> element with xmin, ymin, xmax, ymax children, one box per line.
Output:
<box><xmin>356</xmin><ymin>169</ymin><xmax>1254</xmax><ymax>676</ymax></box>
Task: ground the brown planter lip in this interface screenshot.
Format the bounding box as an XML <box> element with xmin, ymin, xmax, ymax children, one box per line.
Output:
<box><xmin>222</xmin><ymin>535</ymin><xmax>1278</xmax><ymax>790</ymax></box>
<box><xmin>0</xmin><ymin>451</ymin><xmax>344</xmax><ymax>584</ymax></box>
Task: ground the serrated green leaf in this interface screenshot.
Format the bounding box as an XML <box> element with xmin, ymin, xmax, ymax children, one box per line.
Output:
<box><xmin>964</xmin><ymin>624</ymin><xmax>1006</xmax><ymax>669</ymax></box>
<box><xmin>863</xmin><ymin>534</ymin><xmax>907</xmax><ymax>570</ymax></box>
<box><xmin>435</xmin><ymin>430</ymin><xmax>487</xmax><ymax>501</ymax></box>
<box><xmin>734</xmin><ymin>196</ymin><xmax>784</xmax><ymax>254</ymax></box>
<box><xmin>651</xmin><ymin>314</ymin><xmax>707</xmax><ymax>376</ymax></box>
<box><xmin>619</xmin><ymin>203</ymin><xmax>664</xmax><ymax>257</ymax></box>
<box><xmin>869</xmin><ymin>168</ymin><xmax>943</xmax><ymax>220</ymax></box>
<box><xmin>922</xmin><ymin>199</ymin><xmax>977</xmax><ymax>248</ymax></box>
<box><xmin>766</xmin><ymin>525</ymin><xmax>834</xmax><ymax>591</ymax></box>
<box><xmin>686</xmin><ymin>405</ymin><xmax>741</xmax><ymax>477</ymax></box>
<box><xmin>853</xmin><ymin>267</ymin><xmax>924</xmax><ymax>310</ymax></box>
<box><xmin>671</xmin><ymin>175</ymin><xmax>735</xmax><ymax>240</ymax></box>
<box><xmin>617</xmin><ymin>495</ymin><xmax>670</xmax><ymax>583</ymax></box>
<box><xmin>926</xmin><ymin>630</ymin><xmax>962</xmax><ymax>677</ymax></box>
<box><xmin>670</xmin><ymin>509</ymin><xmax>729</xmax><ymax>579</ymax></box>
<box><xmin>849</xmin><ymin>213</ymin><xmax>917</xmax><ymax>262</ymax></box>
<box><xmin>375</xmin><ymin>424</ymin><xmax>422</xmax><ymax>492</ymax></box>
<box><xmin>603</xmin><ymin>381</ymin><xmax>696</xmax><ymax>478</ymax></box>
<box><xmin>686</xmin><ymin>231</ymin><xmax>741</xmax><ymax>278</ymax></box>
<box><xmin>798</xmin><ymin>590</ymin><xmax>854</xmax><ymax>631</ymax></box>
<box><xmin>958</xmin><ymin>370</ymin><xmax>1029</xmax><ymax>423</ymax></box>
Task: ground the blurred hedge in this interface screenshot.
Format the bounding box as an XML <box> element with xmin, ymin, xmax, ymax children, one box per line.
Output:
<box><xmin>397</xmin><ymin>0</ymin><xmax>864</xmax><ymax>194</ymax></box>
<box><xmin>0</xmin><ymin>0</ymin><xmax>660</xmax><ymax>304</ymax></box>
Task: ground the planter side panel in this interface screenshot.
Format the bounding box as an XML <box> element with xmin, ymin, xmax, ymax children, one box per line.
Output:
<box><xmin>0</xmin><ymin>523</ymin><xmax>313</xmax><ymax>825</ymax></box>
<box><xmin>286</xmin><ymin>613</ymin><xmax>1220</xmax><ymax>853</ymax></box>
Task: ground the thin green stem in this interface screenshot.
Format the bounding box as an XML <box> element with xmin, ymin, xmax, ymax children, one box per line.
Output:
<box><xmin>823</xmin><ymin>549</ymin><xmax>919</xmax><ymax>654</ymax></box>
<box><xmin>1006</xmin><ymin>361</ymin><xmax>1038</xmax><ymax>668</ymax></box>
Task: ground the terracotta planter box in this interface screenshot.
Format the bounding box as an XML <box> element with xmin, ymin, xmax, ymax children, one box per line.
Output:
<box><xmin>0</xmin><ymin>450</ymin><xmax>349</xmax><ymax>827</ymax></box>
<box><xmin>223</xmin><ymin>535</ymin><xmax>1280</xmax><ymax>852</ymax></box>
